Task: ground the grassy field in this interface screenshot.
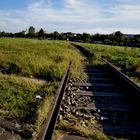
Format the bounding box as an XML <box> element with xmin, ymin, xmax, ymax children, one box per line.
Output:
<box><xmin>1</xmin><ymin>38</ymin><xmax>139</xmax><ymax>139</ymax></box>
<box><xmin>0</xmin><ymin>38</ymin><xmax>82</xmax><ymax>80</ymax></box>
<box><xmin>0</xmin><ymin>38</ymin><xmax>83</xmax><ymax>139</ymax></box>
<box><xmin>74</xmin><ymin>42</ymin><xmax>140</xmax><ymax>85</ymax></box>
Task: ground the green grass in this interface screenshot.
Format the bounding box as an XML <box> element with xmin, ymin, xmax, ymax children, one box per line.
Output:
<box><xmin>56</xmin><ymin>119</ymin><xmax>127</xmax><ymax>140</ymax></box>
<box><xmin>0</xmin><ymin>38</ymin><xmax>83</xmax><ymax>139</ymax></box>
<box><xmin>55</xmin><ymin>113</ymin><xmax>128</xmax><ymax>140</ymax></box>
<box><xmin>0</xmin><ymin>72</ymin><xmax>58</xmax><ymax>137</ymax></box>
<box><xmin>74</xmin><ymin>42</ymin><xmax>140</xmax><ymax>84</ymax></box>
<box><xmin>0</xmin><ymin>38</ymin><xmax>82</xmax><ymax>80</ymax></box>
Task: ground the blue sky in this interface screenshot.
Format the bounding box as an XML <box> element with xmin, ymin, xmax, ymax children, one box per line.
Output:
<box><xmin>0</xmin><ymin>0</ymin><xmax>140</xmax><ymax>34</ymax></box>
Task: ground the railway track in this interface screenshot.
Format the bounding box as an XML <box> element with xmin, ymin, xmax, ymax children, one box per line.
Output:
<box><xmin>38</xmin><ymin>44</ymin><xmax>140</xmax><ymax>140</ymax></box>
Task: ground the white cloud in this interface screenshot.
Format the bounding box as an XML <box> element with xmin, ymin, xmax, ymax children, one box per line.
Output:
<box><xmin>64</xmin><ymin>0</ymin><xmax>77</xmax><ymax>8</ymax></box>
<box><xmin>0</xmin><ymin>11</ymin><xmax>11</xmax><ymax>16</ymax></box>
<box><xmin>109</xmin><ymin>5</ymin><xmax>140</xmax><ymax>19</ymax></box>
<box><xmin>0</xmin><ymin>0</ymin><xmax>140</xmax><ymax>34</ymax></box>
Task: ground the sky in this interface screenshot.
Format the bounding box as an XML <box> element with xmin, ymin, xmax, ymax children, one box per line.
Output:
<box><xmin>0</xmin><ymin>0</ymin><xmax>140</xmax><ymax>34</ymax></box>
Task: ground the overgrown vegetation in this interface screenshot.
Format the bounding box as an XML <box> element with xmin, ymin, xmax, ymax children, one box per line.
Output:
<box><xmin>0</xmin><ymin>73</ymin><xmax>57</xmax><ymax>130</ymax></box>
<box><xmin>0</xmin><ymin>38</ymin><xmax>83</xmax><ymax>139</ymax></box>
<box><xmin>0</xmin><ymin>38</ymin><xmax>82</xmax><ymax>80</ymax></box>
<box><xmin>55</xmin><ymin>114</ymin><xmax>127</xmax><ymax>140</ymax></box>
<box><xmin>56</xmin><ymin>120</ymin><xmax>108</xmax><ymax>140</ymax></box>
<box><xmin>75</xmin><ymin>42</ymin><xmax>140</xmax><ymax>85</ymax></box>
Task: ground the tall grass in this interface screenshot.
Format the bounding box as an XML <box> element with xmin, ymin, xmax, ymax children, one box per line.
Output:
<box><xmin>0</xmin><ymin>38</ymin><xmax>82</xmax><ymax>80</ymax></box>
<box><xmin>0</xmin><ymin>73</ymin><xmax>58</xmax><ymax>136</ymax></box>
<box><xmin>75</xmin><ymin>42</ymin><xmax>140</xmax><ymax>83</ymax></box>
<box><xmin>0</xmin><ymin>38</ymin><xmax>83</xmax><ymax>139</ymax></box>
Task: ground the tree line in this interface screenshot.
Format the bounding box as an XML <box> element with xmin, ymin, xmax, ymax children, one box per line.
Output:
<box><xmin>0</xmin><ymin>26</ymin><xmax>140</xmax><ymax>47</ymax></box>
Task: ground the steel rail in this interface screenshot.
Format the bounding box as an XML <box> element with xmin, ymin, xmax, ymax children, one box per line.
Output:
<box><xmin>104</xmin><ymin>59</ymin><xmax>140</xmax><ymax>92</ymax></box>
<box><xmin>72</xmin><ymin>43</ymin><xmax>140</xmax><ymax>121</ymax></box>
<box><xmin>36</xmin><ymin>63</ymin><xmax>71</xmax><ymax>140</ymax></box>
<box><xmin>72</xmin><ymin>43</ymin><xmax>140</xmax><ymax>92</ymax></box>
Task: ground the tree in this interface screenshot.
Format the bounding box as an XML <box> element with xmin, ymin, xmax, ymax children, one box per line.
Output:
<box><xmin>38</xmin><ymin>28</ymin><xmax>45</xmax><ymax>39</ymax></box>
<box><xmin>14</xmin><ymin>30</ymin><xmax>26</xmax><ymax>38</ymax></box>
<box><xmin>82</xmin><ymin>33</ymin><xmax>91</xmax><ymax>42</ymax></box>
<box><xmin>0</xmin><ymin>31</ymin><xmax>11</xmax><ymax>37</ymax></box>
<box><xmin>53</xmin><ymin>31</ymin><xmax>60</xmax><ymax>40</ymax></box>
<box><xmin>59</xmin><ymin>33</ymin><xmax>66</xmax><ymax>40</ymax></box>
<box><xmin>65</xmin><ymin>32</ymin><xmax>75</xmax><ymax>41</ymax></box>
<box><xmin>114</xmin><ymin>31</ymin><xmax>125</xmax><ymax>46</ymax></box>
<box><xmin>108</xmin><ymin>33</ymin><xmax>116</xmax><ymax>46</ymax></box>
<box><xmin>0</xmin><ymin>31</ymin><xmax>6</xmax><ymax>37</ymax></box>
<box><xmin>75</xmin><ymin>34</ymin><xmax>82</xmax><ymax>41</ymax></box>
<box><xmin>27</xmin><ymin>26</ymin><xmax>35</xmax><ymax>37</ymax></box>
<box><xmin>92</xmin><ymin>33</ymin><xmax>101</xmax><ymax>41</ymax></box>
<box><xmin>134</xmin><ymin>35</ymin><xmax>140</xmax><ymax>42</ymax></box>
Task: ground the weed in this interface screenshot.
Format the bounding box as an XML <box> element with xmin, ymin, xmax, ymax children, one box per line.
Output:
<box><xmin>74</xmin><ymin>42</ymin><xmax>140</xmax><ymax>84</ymax></box>
<box><xmin>0</xmin><ymin>38</ymin><xmax>84</xmax><ymax>139</ymax></box>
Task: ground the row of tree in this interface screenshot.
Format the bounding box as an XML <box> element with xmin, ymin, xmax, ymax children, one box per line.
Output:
<box><xmin>0</xmin><ymin>26</ymin><xmax>140</xmax><ymax>47</ymax></box>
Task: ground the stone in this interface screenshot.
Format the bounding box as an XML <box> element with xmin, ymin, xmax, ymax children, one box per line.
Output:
<box><xmin>68</xmin><ymin>87</ymin><xmax>71</xmax><ymax>91</ymax></box>
<box><xmin>60</xmin><ymin>107</ymin><xmax>63</xmax><ymax>111</ymax></box>
<box><xmin>101</xmin><ymin>116</ymin><xmax>108</xmax><ymax>121</ymax></box>
<box><xmin>81</xmin><ymin>121</ymin><xmax>87</xmax><ymax>127</ymax></box>
<box><xmin>36</xmin><ymin>95</ymin><xmax>42</xmax><ymax>100</ymax></box>
<box><xmin>58</xmin><ymin>115</ymin><xmax>63</xmax><ymax>121</ymax></box>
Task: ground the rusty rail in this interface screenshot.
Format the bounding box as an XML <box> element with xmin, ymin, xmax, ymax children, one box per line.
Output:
<box><xmin>37</xmin><ymin>63</ymin><xmax>71</xmax><ymax>140</ymax></box>
<box><xmin>72</xmin><ymin>43</ymin><xmax>140</xmax><ymax>92</ymax></box>
<box><xmin>72</xmin><ymin>43</ymin><xmax>140</xmax><ymax>120</ymax></box>
<box><xmin>104</xmin><ymin>59</ymin><xmax>140</xmax><ymax>92</ymax></box>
